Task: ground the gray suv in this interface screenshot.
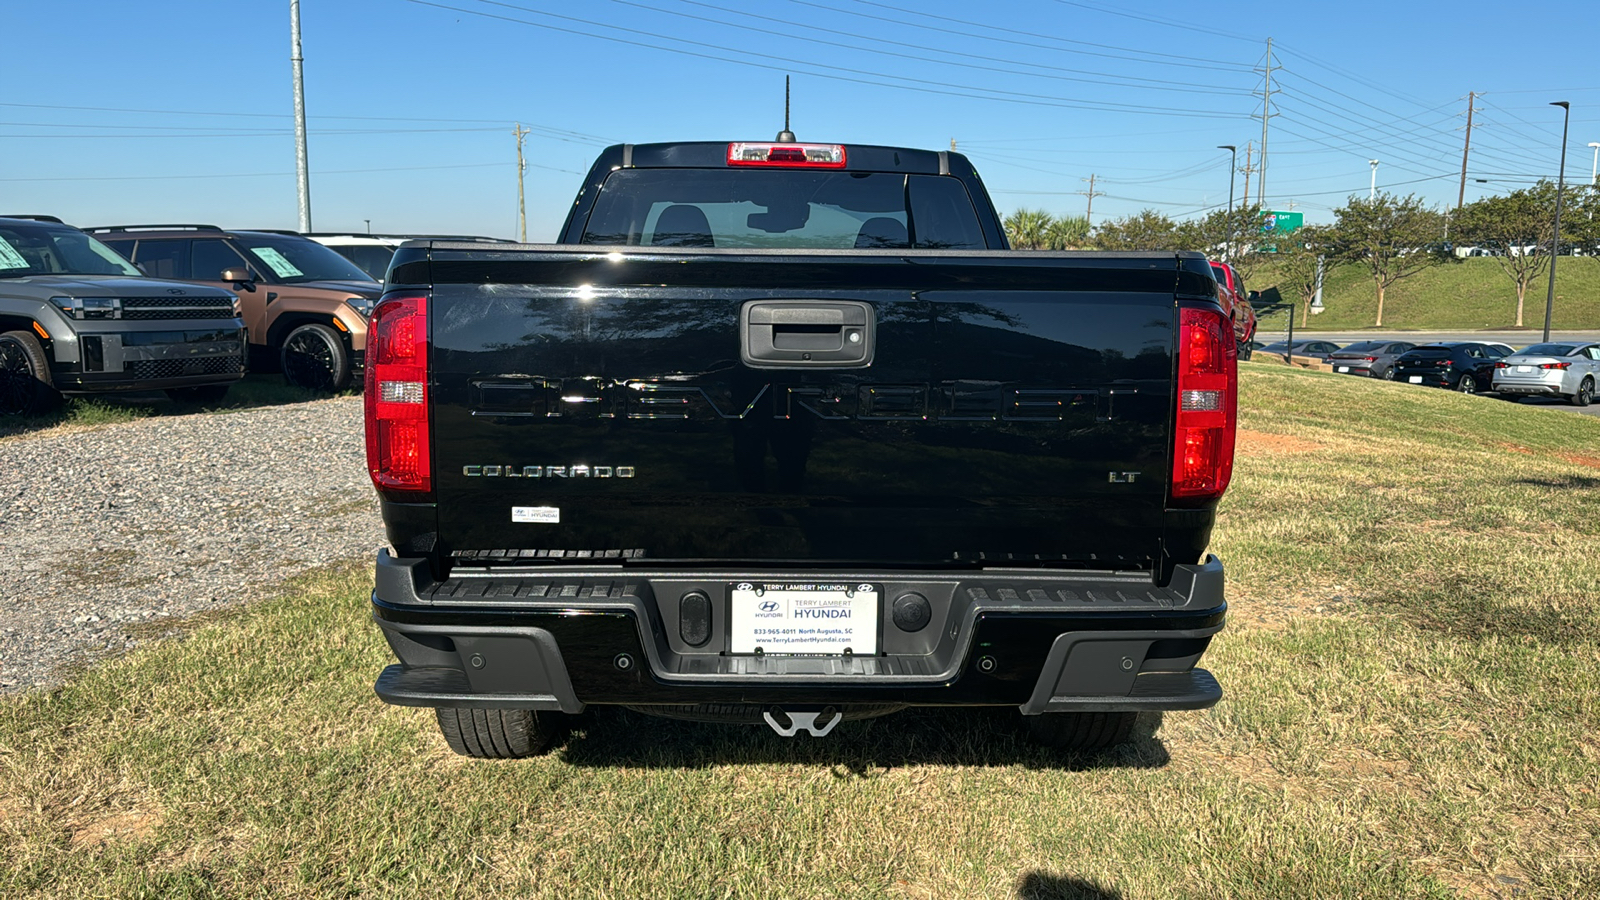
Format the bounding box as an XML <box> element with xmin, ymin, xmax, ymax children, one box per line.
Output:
<box><xmin>0</xmin><ymin>216</ymin><xmax>246</xmax><ymax>416</ymax></box>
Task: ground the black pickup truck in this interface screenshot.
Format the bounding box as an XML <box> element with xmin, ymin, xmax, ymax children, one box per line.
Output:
<box><xmin>365</xmin><ymin>140</ymin><xmax>1236</xmax><ymax>757</ymax></box>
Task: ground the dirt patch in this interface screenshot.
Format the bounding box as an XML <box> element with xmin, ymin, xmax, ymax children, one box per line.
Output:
<box><xmin>1226</xmin><ymin>588</ymin><xmax>1353</xmax><ymax>632</ymax></box>
<box><xmin>70</xmin><ymin>809</ymin><xmax>161</xmax><ymax>849</ymax></box>
<box><xmin>1559</xmin><ymin>453</ymin><xmax>1600</xmax><ymax>470</ymax></box>
<box><xmin>1237</xmin><ymin>430</ymin><xmax>1324</xmax><ymax>456</ymax></box>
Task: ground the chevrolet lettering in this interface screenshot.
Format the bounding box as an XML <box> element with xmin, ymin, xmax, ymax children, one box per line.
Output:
<box><xmin>364</xmin><ymin>139</ymin><xmax>1237</xmax><ymax>759</ymax></box>
<box><xmin>462</xmin><ymin>465</ymin><xmax>636</xmax><ymax>478</ymax></box>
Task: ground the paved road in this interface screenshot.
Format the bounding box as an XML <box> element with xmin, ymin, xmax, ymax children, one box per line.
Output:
<box><xmin>1256</xmin><ymin>329</ymin><xmax>1598</xmax><ymax>347</ymax></box>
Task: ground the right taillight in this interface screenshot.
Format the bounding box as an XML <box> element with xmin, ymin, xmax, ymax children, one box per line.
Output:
<box><xmin>1541</xmin><ymin>362</ymin><xmax>1572</xmax><ymax>370</ymax></box>
<box><xmin>364</xmin><ymin>292</ymin><xmax>431</xmax><ymax>494</ymax></box>
<box><xmin>1172</xmin><ymin>306</ymin><xmax>1237</xmax><ymax>504</ymax></box>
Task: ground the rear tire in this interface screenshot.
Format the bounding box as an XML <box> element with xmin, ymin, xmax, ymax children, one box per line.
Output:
<box><xmin>1025</xmin><ymin>711</ymin><xmax>1137</xmax><ymax>751</ymax></box>
<box><xmin>434</xmin><ymin>708</ymin><xmax>565</xmax><ymax>759</ymax></box>
<box><xmin>1455</xmin><ymin>373</ymin><xmax>1477</xmax><ymax>394</ymax></box>
<box><xmin>164</xmin><ymin>384</ymin><xmax>231</xmax><ymax>404</ymax></box>
<box><xmin>1236</xmin><ymin>341</ymin><xmax>1252</xmax><ymax>361</ymax></box>
<box><xmin>1572</xmin><ymin>378</ymin><xmax>1594</xmax><ymax>407</ymax></box>
<box><xmin>1380</xmin><ymin>366</ymin><xmax>1396</xmax><ymax>381</ymax></box>
<box><xmin>0</xmin><ymin>330</ymin><xmax>61</xmax><ymax>417</ymax></box>
<box><xmin>280</xmin><ymin>323</ymin><xmax>351</xmax><ymax>392</ymax></box>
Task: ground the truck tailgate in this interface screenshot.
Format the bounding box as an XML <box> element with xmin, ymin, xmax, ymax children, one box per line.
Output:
<box><xmin>423</xmin><ymin>247</ymin><xmax>1185</xmax><ymax>570</ymax></box>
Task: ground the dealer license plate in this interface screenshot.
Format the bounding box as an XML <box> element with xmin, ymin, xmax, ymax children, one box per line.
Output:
<box><xmin>1408</xmin><ymin>375</ymin><xmax>1423</xmax><ymax>383</ymax></box>
<box><xmin>729</xmin><ymin>582</ymin><xmax>879</xmax><ymax>655</ymax></box>
<box><xmin>1336</xmin><ymin>366</ymin><xmax>1349</xmax><ymax>373</ymax></box>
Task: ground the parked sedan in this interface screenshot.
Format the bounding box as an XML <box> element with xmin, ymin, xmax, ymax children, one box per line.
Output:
<box><xmin>1326</xmin><ymin>340</ymin><xmax>1416</xmax><ymax>379</ymax></box>
<box><xmin>1392</xmin><ymin>342</ymin><xmax>1510</xmax><ymax>394</ymax></box>
<box><xmin>1492</xmin><ymin>341</ymin><xmax>1600</xmax><ymax>406</ymax></box>
<box><xmin>1257</xmin><ymin>339</ymin><xmax>1342</xmax><ymax>362</ymax></box>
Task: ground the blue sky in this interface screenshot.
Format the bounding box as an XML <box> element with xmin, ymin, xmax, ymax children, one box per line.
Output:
<box><xmin>6</xmin><ymin>0</ymin><xmax>1599</xmax><ymax>240</ymax></box>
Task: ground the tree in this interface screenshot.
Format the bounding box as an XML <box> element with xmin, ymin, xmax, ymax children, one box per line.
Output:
<box><xmin>1452</xmin><ymin>182</ymin><xmax>1565</xmax><ymax>328</ymax></box>
<box><xmin>1325</xmin><ymin>193</ymin><xmax>1447</xmax><ymax>327</ymax></box>
<box><xmin>1004</xmin><ymin>208</ymin><xmax>1053</xmax><ymax>249</ymax></box>
<box><xmin>1043</xmin><ymin>214</ymin><xmax>1090</xmax><ymax>250</ymax></box>
<box><xmin>1091</xmin><ymin>209</ymin><xmax>1179</xmax><ymax>251</ymax></box>
<box><xmin>1270</xmin><ymin>225</ymin><xmax>1328</xmax><ymax>323</ymax></box>
<box><xmin>1173</xmin><ymin>204</ymin><xmax>1270</xmax><ymax>279</ymax></box>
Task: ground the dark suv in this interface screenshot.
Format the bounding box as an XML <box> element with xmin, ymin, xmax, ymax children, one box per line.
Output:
<box><xmin>0</xmin><ymin>216</ymin><xmax>245</xmax><ymax>416</ymax></box>
<box><xmin>89</xmin><ymin>225</ymin><xmax>381</xmax><ymax>391</ymax></box>
<box><xmin>1393</xmin><ymin>342</ymin><xmax>1510</xmax><ymax>394</ymax></box>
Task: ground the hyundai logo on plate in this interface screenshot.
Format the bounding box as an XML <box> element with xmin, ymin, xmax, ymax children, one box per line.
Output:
<box><xmin>759</xmin><ymin>600</ymin><xmax>780</xmax><ymax>612</ymax></box>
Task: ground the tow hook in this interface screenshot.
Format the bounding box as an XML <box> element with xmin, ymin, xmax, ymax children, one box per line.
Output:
<box><xmin>763</xmin><ymin>706</ymin><xmax>843</xmax><ymax>737</ymax></box>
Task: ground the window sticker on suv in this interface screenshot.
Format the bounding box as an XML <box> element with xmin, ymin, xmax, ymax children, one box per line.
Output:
<box><xmin>249</xmin><ymin>246</ymin><xmax>304</xmax><ymax>279</ymax></box>
<box><xmin>0</xmin><ymin>237</ymin><xmax>29</xmax><ymax>270</ymax></box>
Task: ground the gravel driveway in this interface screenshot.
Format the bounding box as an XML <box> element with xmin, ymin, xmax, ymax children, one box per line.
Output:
<box><xmin>0</xmin><ymin>397</ymin><xmax>383</xmax><ymax>694</ymax></box>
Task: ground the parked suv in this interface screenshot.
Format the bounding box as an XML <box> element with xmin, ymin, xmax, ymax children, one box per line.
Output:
<box><xmin>0</xmin><ymin>216</ymin><xmax>245</xmax><ymax>416</ymax></box>
<box><xmin>90</xmin><ymin>225</ymin><xmax>381</xmax><ymax>391</ymax></box>
<box><xmin>303</xmin><ymin>233</ymin><xmax>513</xmax><ymax>281</ymax></box>
<box><xmin>1393</xmin><ymin>342</ymin><xmax>1510</xmax><ymax>394</ymax></box>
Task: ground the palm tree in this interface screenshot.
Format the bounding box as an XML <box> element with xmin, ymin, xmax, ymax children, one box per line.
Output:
<box><xmin>1004</xmin><ymin>208</ymin><xmax>1052</xmax><ymax>249</ymax></box>
<box><xmin>1044</xmin><ymin>215</ymin><xmax>1090</xmax><ymax>250</ymax></box>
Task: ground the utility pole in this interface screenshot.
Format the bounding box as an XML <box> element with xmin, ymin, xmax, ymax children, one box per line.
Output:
<box><xmin>1544</xmin><ymin>101</ymin><xmax>1571</xmax><ymax>343</ymax></box>
<box><xmin>1255</xmin><ymin>38</ymin><xmax>1276</xmax><ymax>211</ymax></box>
<box><xmin>1219</xmin><ymin>144</ymin><xmax>1237</xmax><ymax>261</ymax></box>
<box><xmin>513</xmin><ymin>123</ymin><xmax>530</xmax><ymax>243</ymax></box>
<box><xmin>1457</xmin><ymin>91</ymin><xmax>1477</xmax><ymax>211</ymax></box>
<box><xmin>1370</xmin><ymin>160</ymin><xmax>1380</xmax><ymax>201</ymax></box>
<box><xmin>950</xmin><ymin>138</ymin><xmax>957</xmax><ymax>152</ymax></box>
<box><xmin>290</xmin><ymin>0</ymin><xmax>312</xmax><ymax>232</ymax></box>
<box><xmin>1239</xmin><ymin>141</ymin><xmax>1255</xmax><ymax>208</ymax></box>
<box><xmin>1077</xmin><ymin>174</ymin><xmax>1104</xmax><ymax>225</ymax></box>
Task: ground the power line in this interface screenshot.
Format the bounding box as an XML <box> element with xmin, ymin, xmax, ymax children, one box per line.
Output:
<box><xmin>0</xmin><ymin>162</ymin><xmax>581</xmax><ymax>184</ymax></box>
<box><xmin>395</xmin><ymin>0</ymin><xmax>1253</xmax><ymax>119</ymax></box>
<box><xmin>794</xmin><ymin>0</ymin><xmax>1256</xmax><ymax>71</ymax></box>
<box><xmin>627</xmin><ymin>0</ymin><xmax>1255</xmax><ymax>96</ymax></box>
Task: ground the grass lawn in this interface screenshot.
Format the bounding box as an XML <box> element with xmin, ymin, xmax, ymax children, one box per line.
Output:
<box><xmin>2</xmin><ymin>365</ymin><xmax>1598</xmax><ymax>898</ymax></box>
<box><xmin>1249</xmin><ymin>256</ymin><xmax>1600</xmax><ymax>332</ymax></box>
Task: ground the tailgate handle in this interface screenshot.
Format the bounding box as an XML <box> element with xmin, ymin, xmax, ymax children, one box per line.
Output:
<box><xmin>741</xmin><ymin>300</ymin><xmax>875</xmax><ymax>369</ymax></box>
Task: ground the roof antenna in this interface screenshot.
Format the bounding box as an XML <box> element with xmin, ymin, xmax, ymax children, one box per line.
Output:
<box><xmin>775</xmin><ymin>76</ymin><xmax>796</xmax><ymax>143</ymax></box>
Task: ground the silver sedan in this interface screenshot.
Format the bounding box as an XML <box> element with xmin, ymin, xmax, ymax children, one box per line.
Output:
<box><xmin>1492</xmin><ymin>341</ymin><xmax>1600</xmax><ymax>406</ymax></box>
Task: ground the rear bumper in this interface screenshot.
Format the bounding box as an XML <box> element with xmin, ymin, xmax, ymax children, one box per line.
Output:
<box><xmin>1329</xmin><ymin>362</ymin><xmax>1376</xmax><ymax>376</ymax></box>
<box><xmin>370</xmin><ymin>550</ymin><xmax>1226</xmax><ymax>715</ymax></box>
<box><xmin>1493</xmin><ymin>380</ymin><xmax>1564</xmax><ymax>396</ymax></box>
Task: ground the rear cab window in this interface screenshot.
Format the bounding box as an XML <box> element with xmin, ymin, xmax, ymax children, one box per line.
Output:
<box><xmin>579</xmin><ymin>169</ymin><xmax>991</xmax><ymax>250</ymax></box>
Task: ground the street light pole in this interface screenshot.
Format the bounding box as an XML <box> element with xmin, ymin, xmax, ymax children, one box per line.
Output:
<box><xmin>1219</xmin><ymin>145</ymin><xmax>1236</xmax><ymax>262</ymax></box>
<box><xmin>1369</xmin><ymin>160</ymin><xmax>1379</xmax><ymax>201</ymax></box>
<box><xmin>289</xmin><ymin>0</ymin><xmax>312</xmax><ymax>232</ymax></box>
<box><xmin>1589</xmin><ymin>142</ymin><xmax>1600</xmax><ymax>184</ymax></box>
<box><xmin>1543</xmin><ymin>102</ymin><xmax>1571</xmax><ymax>343</ymax></box>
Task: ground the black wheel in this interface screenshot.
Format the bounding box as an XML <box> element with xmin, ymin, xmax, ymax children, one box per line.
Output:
<box><xmin>1455</xmin><ymin>373</ymin><xmax>1477</xmax><ymax>395</ymax></box>
<box><xmin>1236</xmin><ymin>340</ymin><xmax>1252</xmax><ymax>361</ymax></box>
<box><xmin>164</xmin><ymin>384</ymin><xmax>231</xmax><ymax>404</ymax></box>
<box><xmin>1024</xmin><ymin>711</ymin><xmax>1137</xmax><ymax>751</ymax></box>
<box><xmin>434</xmin><ymin>708</ymin><xmax>566</xmax><ymax>759</ymax></box>
<box><xmin>280</xmin><ymin>323</ymin><xmax>351</xmax><ymax>392</ymax></box>
<box><xmin>0</xmin><ymin>330</ymin><xmax>60</xmax><ymax>417</ymax></box>
<box><xmin>1572</xmin><ymin>378</ymin><xmax>1594</xmax><ymax>407</ymax></box>
<box><xmin>1380</xmin><ymin>366</ymin><xmax>1396</xmax><ymax>381</ymax></box>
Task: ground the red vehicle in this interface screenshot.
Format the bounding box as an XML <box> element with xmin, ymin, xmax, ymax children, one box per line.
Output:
<box><xmin>1209</xmin><ymin>261</ymin><xmax>1256</xmax><ymax>361</ymax></box>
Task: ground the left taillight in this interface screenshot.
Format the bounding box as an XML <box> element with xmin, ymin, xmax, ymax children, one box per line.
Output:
<box><xmin>1171</xmin><ymin>306</ymin><xmax>1237</xmax><ymax>505</ymax></box>
<box><xmin>364</xmin><ymin>292</ymin><xmax>431</xmax><ymax>494</ymax></box>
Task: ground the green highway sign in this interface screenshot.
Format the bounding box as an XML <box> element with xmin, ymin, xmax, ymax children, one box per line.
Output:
<box><xmin>1262</xmin><ymin>210</ymin><xmax>1304</xmax><ymax>234</ymax></box>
